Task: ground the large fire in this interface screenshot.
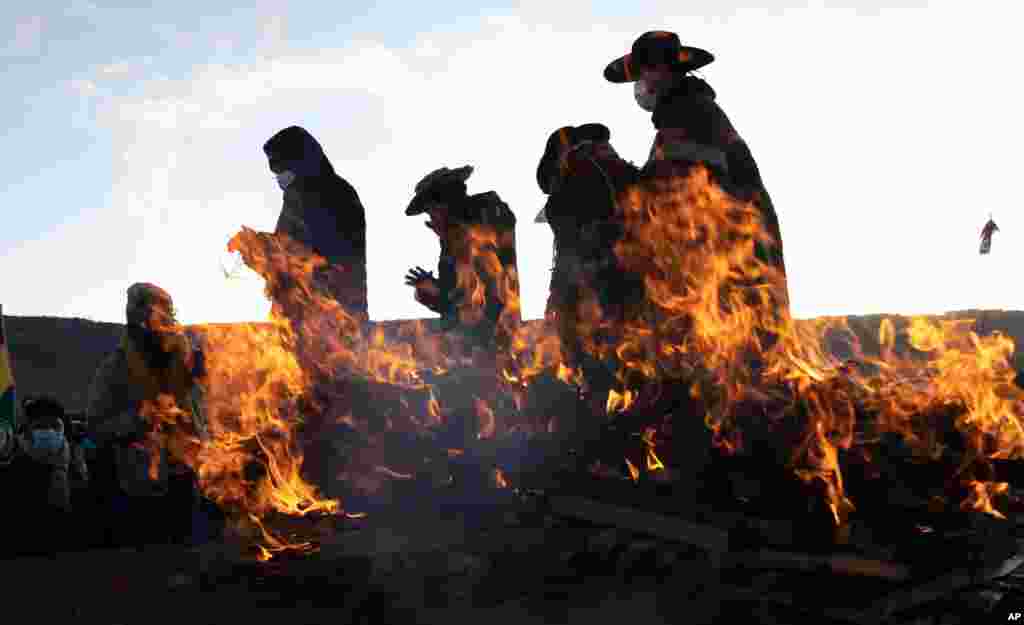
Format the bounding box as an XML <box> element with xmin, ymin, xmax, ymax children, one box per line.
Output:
<box><xmin>591</xmin><ymin>165</ymin><xmax>1024</xmax><ymax>526</ymax></box>
<box><xmin>159</xmin><ymin>164</ymin><xmax>1022</xmax><ymax>558</ymax></box>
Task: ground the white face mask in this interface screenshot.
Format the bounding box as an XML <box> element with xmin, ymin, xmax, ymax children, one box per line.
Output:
<box><xmin>633</xmin><ymin>79</ymin><xmax>659</xmax><ymax>112</ymax></box>
<box><xmin>275</xmin><ymin>170</ymin><xmax>296</xmax><ymax>191</ymax></box>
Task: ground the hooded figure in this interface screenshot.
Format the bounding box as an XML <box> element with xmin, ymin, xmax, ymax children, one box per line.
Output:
<box><xmin>403</xmin><ymin>166</ymin><xmax>520</xmax><ymax>349</ymax></box>
<box><xmin>264</xmin><ymin>126</ymin><xmax>369</xmax><ymax>319</ymax></box>
<box><xmin>535</xmin><ymin>124</ymin><xmax>643</xmax><ymax>377</ymax></box>
<box><xmin>604</xmin><ymin>31</ymin><xmax>787</xmax><ymax>285</ymax></box>
<box><xmin>86</xmin><ymin>282</ymin><xmax>208</xmax><ymax>547</ymax></box>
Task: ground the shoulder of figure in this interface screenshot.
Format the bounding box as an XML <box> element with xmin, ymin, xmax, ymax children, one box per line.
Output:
<box><xmin>468</xmin><ymin>192</ymin><xmax>515</xmax><ymax>225</ymax></box>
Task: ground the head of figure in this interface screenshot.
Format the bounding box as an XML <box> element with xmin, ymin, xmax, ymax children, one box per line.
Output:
<box><xmin>21</xmin><ymin>395</ymin><xmax>67</xmax><ymax>457</ymax></box>
<box><xmin>263</xmin><ymin>125</ymin><xmax>328</xmax><ymax>191</ymax></box>
<box><xmin>22</xmin><ymin>396</ymin><xmax>65</xmax><ymax>433</ymax></box>
<box><xmin>633</xmin><ymin>65</ymin><xmax>679</xmax><ymax>112</ymax></box>
<box><xmin>604</xmin><ymin>31</ymin><xmax>715</xmax><ymax>112</ymax></box>
<box><xmin>405</xmin><ymin>166</ymin><xmax>474</xmax><ymax>234</ymax></box>
<box><xmin>125</xmin><ymin>282</ymin><xmax>181</xmax><ymax>370</ymax></box>
<box><xmin>536</xmin><ymin>123</ymin><xmax>614</xmax><ymax>196</ymax></box>
<box><xmin>126</xmin><ymin>282</ymin><xmax>177</xmax><ymax>331</ymax></box>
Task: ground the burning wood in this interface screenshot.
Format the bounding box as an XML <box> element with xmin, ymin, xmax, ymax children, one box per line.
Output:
<box><xmin>731</xmin><ymin>550</ymin><xmax>910</xmax><ymax>582</ymax></box>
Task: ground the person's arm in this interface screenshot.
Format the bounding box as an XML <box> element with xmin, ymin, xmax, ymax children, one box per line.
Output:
<box><xmin>71</xmin><ymin>442</ymin><xmax>89</xmax><ymax>483</ymax></box>
<box><xmin>85</xmin><ymin>351</ymin><xmax>139</xmax><ymax>445</ymax></box>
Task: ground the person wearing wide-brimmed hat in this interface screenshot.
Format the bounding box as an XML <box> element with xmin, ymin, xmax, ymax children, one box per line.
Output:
<box><xmin>603</xmin><ymin>31</ymin><xmax>787</xmax><ymax>283</ymax></box>
<box><xmin>535</xmin><ymin>124</ymin><xmax>644</xmax><ymax>410</ymax></box>
<box><xmin>404</xmin><ymin>166</ymin><xmax>520</xmax><ymax>344</ymax></box>
<box><xmin>535</xmin><ymin>125</ymin><xmax>642</xmax><ymax>335</ymax></box>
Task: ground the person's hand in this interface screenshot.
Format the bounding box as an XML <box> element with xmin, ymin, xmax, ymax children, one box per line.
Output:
<box><xmin>405</xmin><ymin>266</ymin><xmax>435</xmax><ymax>287</ymax></box>
<box><xmin>407</xmin><ymin>267</ymin><xmax>441</xmax><ymax>311</ymax></box>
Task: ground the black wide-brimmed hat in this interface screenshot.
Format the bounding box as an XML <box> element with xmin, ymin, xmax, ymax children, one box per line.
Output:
<box><xmin>535</xmin><ymin>123</ymin><xmax>612</xmax><ymax>196</ymax></box>
<box><xmin>405</xmin><ymin>165</ymin><xmax>474</xmax><ymax>216</ymax></box>
<box><xmin>604</xmin><ymin>31</ymin><xmax>714</xmax><ymax>83</ymax></box>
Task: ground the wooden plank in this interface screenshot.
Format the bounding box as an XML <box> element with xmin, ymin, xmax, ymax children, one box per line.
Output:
<box><xmin>546</xmin><ymin>495</ymin><xmax>730</xmax><ymax>554</ymax></box>
<box><xmin>854</xmin><ymin>554</ymin><xmax>1024</xmax><ymax>624</ymax></box>
<box><xmin>731</xmin><ymin>550</ymin><xmax>910</xmax><ymax>582</ymax></box>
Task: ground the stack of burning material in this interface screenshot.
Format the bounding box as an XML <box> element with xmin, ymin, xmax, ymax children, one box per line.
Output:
<box><xmin>523</xmin><ymin>407</ymin><xmax>1024</xmax><ymax>623</ymax></box>
<box><xmin>532</xmin><ymin>463</ymin><xmax>1023</xmax><ymax>623</ymax></box>
<box><xmin>200</xmin><ymin>166</ymin><xmax>1024</xmax><ymax>615</ymax></box>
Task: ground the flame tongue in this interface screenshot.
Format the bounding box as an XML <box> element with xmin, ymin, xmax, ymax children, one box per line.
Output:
<box><xmin>962</xmin><ymin>480</ymin><xmax>1009</xmax><ymax>519</ymax></box>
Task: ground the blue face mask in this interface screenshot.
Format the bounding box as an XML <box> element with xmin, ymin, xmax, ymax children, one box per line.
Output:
<box><xmin>31</xmin><ymin>429</ymin><xmax>65</xmax><ymax>453</ymax></box>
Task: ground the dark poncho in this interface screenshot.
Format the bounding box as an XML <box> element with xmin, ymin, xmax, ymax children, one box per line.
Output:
<box><xmin>264</xmin><ymin>126</ymin><xmax>368</xmax><ymax>317</ymax></box>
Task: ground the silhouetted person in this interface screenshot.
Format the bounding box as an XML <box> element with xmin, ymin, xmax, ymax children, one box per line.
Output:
<box><xmin>404</xmin><ymin>166</ymin><xmax>520</xmax><ymax>350</ymax></box>
<box><xmin>604</xmin><ymin>31</ymin><xmax>787</xmax><ymax>290</ymax></box>
<box><xmin>264</xmin><ymin>126</ymin><xmax>369</xmax><ymax>320</ymax></box>
<box><xmin>535</xmin><ymin>123</ymin><xmax>642</xmax><ymax>375</ymax></box>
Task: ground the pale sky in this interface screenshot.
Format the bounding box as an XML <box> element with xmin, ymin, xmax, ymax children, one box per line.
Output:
<box><xmin>2</xmin><ymin>0</ymin><xmax>1020</xmax><ymax>325</ymax></box>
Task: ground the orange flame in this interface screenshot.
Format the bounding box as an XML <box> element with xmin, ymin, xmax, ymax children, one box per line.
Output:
<box><xmin>962</xmin><ymin>480</ymin><xmax>1009</xmax><ymax>519</ymax></box>
<box><xmin>606</xmin><ymin>389</ymin><xmax>635</xmax><ymax>414</ymax></box>
<box><xmin>562</xmin><ymin>164</ymin><xmax>1022</xmax><ymax>523</ymax></box>
<box><xmin>196</xmin><ymin>160</ymin><xmax>1023</xmax><ymax>558</ymax></box>
<box><xmin>493</xmin><ymin>467</ymin><xmax>509</xmax><ymax>489</ymax></box>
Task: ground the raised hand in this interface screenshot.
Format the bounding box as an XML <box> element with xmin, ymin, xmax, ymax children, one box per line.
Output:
<box><xmin>405</xmin><ymin>266</ymin><xmax>435</xmax><ymax>287</ymax></box>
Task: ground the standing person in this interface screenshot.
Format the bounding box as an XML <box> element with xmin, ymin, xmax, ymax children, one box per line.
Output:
<box><xmin>603</xmin><ymin>31</ymin><xmax>787</xmax><ymax>284</ymax></box>
<box><xmin>403</xmin><ymin>165</ymin><xmax>520</xmax><ymax>350</ymax></box>
<box><xmin>534</xmin><ymin>123</ymin><xmax>642</xmax><ymax>376</ymax></box>
<box><xmin>404</xmin><ymin>166</ymin><xmax>520</xmax><ymax>445</ymax></box>
<box><xmin>264</xmin><ymin>125</ymin><xmax>369</xmax><ymax>320</ymax></box>
<box><xmin>86</xmin><ymin>282</ymin><xmax>209</xmax><ymax>548</ymax></box>
<box><xmin>534</xmin><ymin>123</ymin><xmax>646</xmax><ymax>445</ymax></box>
